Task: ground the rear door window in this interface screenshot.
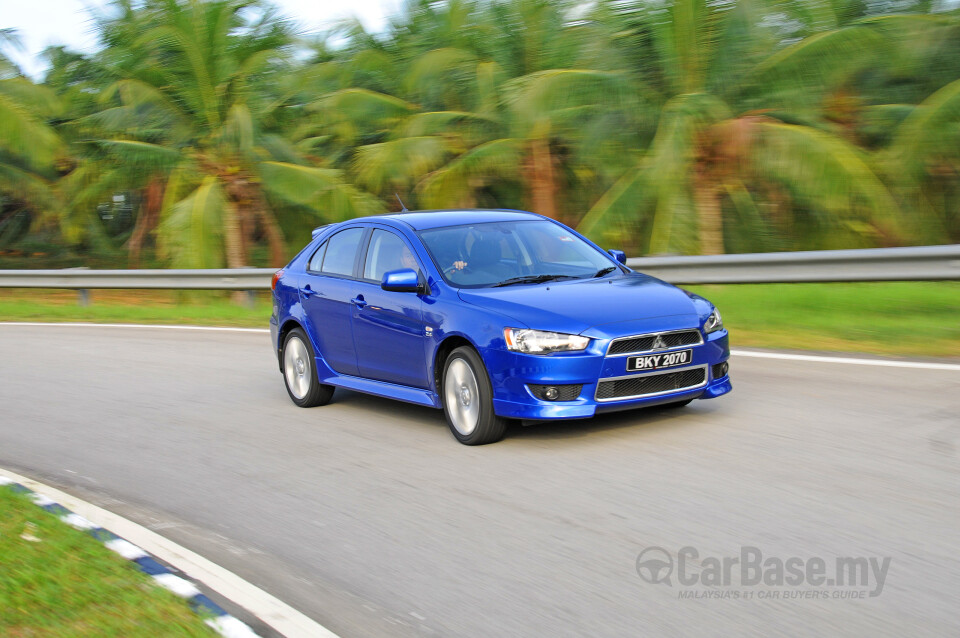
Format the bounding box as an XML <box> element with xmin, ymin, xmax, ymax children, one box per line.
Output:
<box><xmin>320</xmin><ymin>227</ymin><xmax>366</xmax><ymax>277</ymax></box>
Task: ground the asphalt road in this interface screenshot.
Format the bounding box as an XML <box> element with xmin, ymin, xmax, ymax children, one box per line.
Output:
<box><xmin>1</xmin><ymin>324</ymin><xmax>958</xmax><ymax>637</ymax></box>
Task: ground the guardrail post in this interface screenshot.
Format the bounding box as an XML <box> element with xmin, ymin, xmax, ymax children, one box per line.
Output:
<box><xmin>77</xmin><ymin>289</ymin><xmax>90</xmax><ymax>306</ymax></box>
<box><xmin>245</xmin><ymin>290</ymin><xmax>257</xmax><ymax>309</ymax></box>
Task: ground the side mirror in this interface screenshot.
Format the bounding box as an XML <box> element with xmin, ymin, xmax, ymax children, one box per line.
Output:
<box><xmin>381</xmin><ymin>268</ymin><xmax>422</xmax><ymax>293</ymax></box>
<box><xmin>607</xmin><ymin>249</ymin><xmax>627</xmax><ymax>264</ymax></box>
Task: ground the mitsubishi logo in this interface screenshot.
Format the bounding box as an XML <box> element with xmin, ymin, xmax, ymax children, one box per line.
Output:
<box><xmin>651</xmin><ymin>335</ymin><xmax>667</xmax><ymax>350</ymax></box>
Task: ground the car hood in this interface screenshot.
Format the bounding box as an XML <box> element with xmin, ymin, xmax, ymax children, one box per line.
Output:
<box><xmin>457</xmin><ymin>273</ymin><xmax>701</xmax><ymax>338</ymax></box>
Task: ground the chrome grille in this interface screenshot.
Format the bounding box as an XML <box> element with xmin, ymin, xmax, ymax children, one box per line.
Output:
<box><xmin>595</xmin><ymin>366</ymin><xmax>707</xmax><ymax>401</ymax></box>
<box><xmin>607</xmin><ymin>329</ymin><xmax>702</xmax><ymax>356</ymax></box>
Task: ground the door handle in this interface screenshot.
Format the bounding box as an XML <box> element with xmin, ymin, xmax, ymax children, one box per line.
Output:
<box><xmin>301</xmin><ymin>285</ymin><xmax>319</xmax><ymax>298</ymax></box>
<box><xmin>351</xmin><ymin>295</ymin><xmax>367</xmax><ymax>308</ymax></box>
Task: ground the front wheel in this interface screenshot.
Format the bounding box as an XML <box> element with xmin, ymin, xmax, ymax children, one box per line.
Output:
<box><xmin>282</xmin><ymin>328</ymin><xmax>334</xmax><ymax>407</ymax></box>
<box><xmin>442</xmin><ymin>346</ymin><xmax>506</xmax><ymax>445</ymax></box>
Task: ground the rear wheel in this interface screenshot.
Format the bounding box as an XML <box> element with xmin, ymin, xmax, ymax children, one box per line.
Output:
<box><xmin>283</xmin><ymin>328</ymin><xmax>334</xmax><ymax>407</ymax></box>
<box><xmin>442</xmin><ymin>346</ymin><xmax>506</xmax><ymax>445</ymax></box>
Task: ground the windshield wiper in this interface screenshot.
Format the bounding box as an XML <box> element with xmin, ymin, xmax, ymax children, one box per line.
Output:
<box><xmin>492</xmin><ymin>274</ymin><xmax>579</xmax><ymax>287</ymax></box>
<box><xmin>593</xmin><ymin>266</ymin><xmax>618</xmax><ymax>278</ymax></box>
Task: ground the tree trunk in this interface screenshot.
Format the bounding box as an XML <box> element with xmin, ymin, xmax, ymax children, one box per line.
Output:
<box><xmin>253</xmin><ymin>203</ymin><xmax>286</xmax><ymax>266</ymax></box>
<box><xmin>220</xmin><ymin>170</ymin><xmax>286</xmax><ymax>267</ymax></box>
<box><xmin>525</xmin><ymin>138</ymin><xmax>558</xmax><ymax>221</ymax></box>
<box><xmin>222</xmin><ymin>200</ymin><xmax>247</xmax><ymax>304</ymax></box>
<box><xmin>222</xmin><ymin>200</ymin><xmax>246</xmax><ymax>269</ymax></box>
<box><xmin>694</xmin><ymin>174</ymin><xmax>724</xmax><ymax>255</ymax></box>
<box><xmin>128</xmin><ymin>176</ymin><xmax>165</xmax><ymax>267</ymax></box>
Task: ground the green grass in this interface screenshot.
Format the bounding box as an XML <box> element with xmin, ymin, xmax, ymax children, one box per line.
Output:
<box><xmin>686</xmin><ymin>282</ymin><xmax>960</xmax><ymax>357</ymax></box>
<box><xmin>0</xmin><ymin>282</ymin><xmax>957</xmax><ymax>357</ymax></box>
<box><xmin>0</xmin><ymin>486</ymin><xmax>216</xmax><ymax>637</ymax></box>
<box><xmin>0</xmin><ymin>290</ymin><xmax>272</xmax><ymax>328</ymax></box>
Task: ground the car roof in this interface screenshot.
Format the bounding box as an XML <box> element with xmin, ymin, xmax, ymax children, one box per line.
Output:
<box><xmin>363</xmin><ymin>209</ymin><xmax>544</xmax><ymax>231</ymax></box>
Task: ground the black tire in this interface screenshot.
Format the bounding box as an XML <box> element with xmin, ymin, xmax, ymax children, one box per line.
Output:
<box><xmin>282</xmin><ymin>328</ymin><xmax>334</xmax><ymax>408</ymax></box>
<box><xmin>442</xmin><ymin>346</ymin><xmax>506</xmax><ymax>445</ymax></box>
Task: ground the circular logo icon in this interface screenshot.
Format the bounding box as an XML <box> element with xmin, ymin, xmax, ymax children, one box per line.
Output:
<box><xmin>636</xmin><ymin>547</ymin><xmax>674</xmax><ymax>586</ymax></box>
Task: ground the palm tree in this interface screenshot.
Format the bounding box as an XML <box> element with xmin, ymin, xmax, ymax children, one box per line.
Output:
<box><xmin>0</xmin><ymin>28</ymin><xmax>24</xmax><ymax>79</ymax></box>
<box><xmin>413</xmin><ymin>67</ymin><xmax>630</xmax><ymax>225</ymax></box>
<box><xmin>0</xmin><ymin>75</ymin><xmax>63</xmax><ymax>246</ymax></box>
<box><xmin>578</xmin><ymin>0</ymin><xmax>924</xmax><ymax>255</ymax></box>
<box><xmin>345</xmin><ymin>0</ymin><xmax>635</xmax><ymax>225</ymax></box>
<box><xmin>77</xmin><ymin>0</ymin><xmax>380</xmax><ymax>269</ymax></box>
<box><xmin>886</xmin><ymin>75</ymin><xmax>960</xmax><ymax>243</ymax></box>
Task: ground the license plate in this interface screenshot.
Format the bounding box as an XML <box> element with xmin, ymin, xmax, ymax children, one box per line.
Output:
<box><xmin>627</xmin><ymin>349</ymin><xmax>692</xmax><ymax>372</ymax></box>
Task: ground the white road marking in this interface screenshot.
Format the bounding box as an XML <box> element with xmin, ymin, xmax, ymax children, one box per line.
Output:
<box><xmin>730</xmin><ymin>349</ymin><xmax>960</xmax><ymax>371</ymax></box>
<box><xmin>0</xmin><ymin>321</ymin><xmax>270</xmax><ymax>333</ymax></box>
<box><xmin>0</xmin><ymin>467</ymin><xmax>340</xmax><ymax>638</ymax></box>
<box><xmin>1</xmin><ymin>321</ymin><xmax>957</xmax><ymax>370</ymax></box>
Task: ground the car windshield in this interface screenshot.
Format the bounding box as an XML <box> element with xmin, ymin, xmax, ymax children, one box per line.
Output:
<box><xmin>418</xmin><ymin>220</ymin><xmax>617</xmax><ymax>288</ymax></box>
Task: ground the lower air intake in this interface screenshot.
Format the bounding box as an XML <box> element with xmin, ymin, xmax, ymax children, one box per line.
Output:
<box><xmin>596</xmin><ymin>367</ymin><xmax>707</xmax><ymax>401</ymax></box>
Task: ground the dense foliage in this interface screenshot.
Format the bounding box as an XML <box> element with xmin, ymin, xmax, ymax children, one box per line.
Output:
<box><xmin>1</xmin><ymin>0</ymin><xmax>958</xmax><ymax>266</ymax></box>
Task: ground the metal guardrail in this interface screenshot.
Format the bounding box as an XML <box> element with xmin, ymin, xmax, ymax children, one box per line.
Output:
<box><xmin>0</xmin><ymin>245</ymin><xmax>957</xmax><ymax>295</ymax></box>
<box><xmin>0</xmin><ymin>268</ymin><xmax>273</xmax><ymax>290</ymax></box>
<box><xmin>626</xmin><ymin>244</ymin><xmax>960</xmax><ymax>284</ymax></box>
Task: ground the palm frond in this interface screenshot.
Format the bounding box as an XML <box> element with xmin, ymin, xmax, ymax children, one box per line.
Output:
<box><xmin>397</xmin><ymin>111</ymin><xmax>499</xmax><ymax>138</ymax></box>
<box><xmin>134</xmin><ymin>25</ymin><xmax>221</xmax><ymax>130</ymax></box>
<box><xmin>99</xmin><ymin>139</ymin><xmax>182</xmax><ymax>171</ymax></box>
<box><xmin>417</xmin><ymin>138</ymin><xmax>523</xmax><ymax>208</ymax></box>
<box><xmin>307</xmin><ymin>88</ymin><xmax>415</xmax><ymax>122</ymax></box>
<box><xmin>222</xmin><ymin>103</ymin><xmax>255</xmax><ymax>153</ymax></box>
<box><xmin>756</xmin><ymin>120</ymin><xmax>904</xmax><ymax>241</ymax></box>
<box><xmin>259</xmin><ymin>160</ymin><xmax>384</xmax><ymax>221</ymax></box>
<box><xmin>0</xmin><ymin>91</ymin><xmax>61</xmax><ymax>171</ymax></box>
<box><xmin>576</xmin><ymin>161</ymin><xmax>651</xmax><ymax>241</ymax></box>
<box><xmin>0</xmin><ymin>163</ymin><xmax>57</xmax><ymax>210</ymax></box>
<box><xmin>354</xmin><ymin>136</ymin><xmax>451</xmax><ymax>193</ymax></box>
<box><xmin>0</xmin><ymin>78</ymin><xmax>62</xmax><ymax>118</ymax></box>
<box><xmin>405</xmin><ymin>47</ymin><xmax>477</xmax><ymax>93</ymax></box>
<box><xmin>57</xmin><ymin>161</ymin><xmax>129</xmax><ymax>244</ymax></box>
<box><xmin>99</xmin><ymin>79</ymin><xmax>193</xmax><ymax>141</ymax></box>
<box><xmin>257</xmin><ymin>134</ymin><xmax>304</xmax><ymax>164</ymax></box>
<box><xmin>579</xmin><ymin>92</ymin><xmax>723</xmax><ymax>252</ymax></box>
<box><xmin>502</xmin><ymin>69</ymin><xmax>628</xmax><ymax>133</ymax></box>
<box><xmin>157</xmin><ymin>176</ymin><xmax>226</xmax><ymax>268</ymax></box>
<box><xmin>746</xmin><ymin>24</ymin><xmax>884</xmax><ymax>96</ymax></box>
<box><xmin>888</xmin><ymin>77</ymin><xmax>960</xmax><ymax>180</ymax></box>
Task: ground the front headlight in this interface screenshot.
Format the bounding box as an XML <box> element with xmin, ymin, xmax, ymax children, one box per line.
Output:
<box><xmin>503</xmin><ymin>328</ymin><xmax>590</xmax><ymax>354</ymax></box>
<box><xmin>703</xmin><ymin>308</ymin><xmax>723</xmax><ymax>334</ymax></box>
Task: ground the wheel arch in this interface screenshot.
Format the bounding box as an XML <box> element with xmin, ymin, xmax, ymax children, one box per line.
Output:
<box><xmin>276</xmin><ymin>318</ymin><xmax>306</xmax><ymax>371</ymax></box>
<box><xmin>432</xmin><ymin>335</ymin><xmax>476</xmax><ymax>393</ymax></box>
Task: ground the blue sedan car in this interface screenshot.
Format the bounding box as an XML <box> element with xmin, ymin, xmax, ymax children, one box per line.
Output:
<box><xmin>270</xmin><ymin>209</ymin><xmax>731</xmax><ymax>444</ymax></box>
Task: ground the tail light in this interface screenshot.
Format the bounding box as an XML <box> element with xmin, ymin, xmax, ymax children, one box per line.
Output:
<box><xmin>271</xmin><ymin>269</ymin><xmax>284</xmax><ymax>291</ymax></box>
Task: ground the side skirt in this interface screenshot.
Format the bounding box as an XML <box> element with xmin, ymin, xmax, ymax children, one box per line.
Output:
<box><xmin>318</xmin><ymin>366</ymin><xmax>441</xmax><ymax>409</ymax></box>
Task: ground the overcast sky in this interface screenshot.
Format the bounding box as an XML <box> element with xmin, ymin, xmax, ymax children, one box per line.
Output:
<box><xmin>3</xmin><ymin>0</ymin><xmax>403</xmax><ymax>79</ymax></box>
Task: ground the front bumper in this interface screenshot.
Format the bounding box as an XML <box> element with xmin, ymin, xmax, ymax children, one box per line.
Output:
<box><xmin>484</xmin><ymin>330</ymin><xmax>731</xmax><ymax>420</ymax></box>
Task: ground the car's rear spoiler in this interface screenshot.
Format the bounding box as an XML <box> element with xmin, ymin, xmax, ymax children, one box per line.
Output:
<box><xmin>311</xmin><ymin>225</ymin><xmax>329</xmax><ymax>239</ymax></box>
